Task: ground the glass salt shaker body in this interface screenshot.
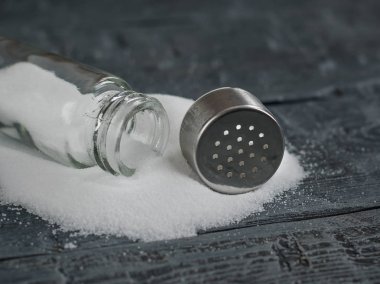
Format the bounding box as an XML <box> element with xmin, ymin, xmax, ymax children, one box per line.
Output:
<box><xmin>0</xmin><ymin>37</ymin><xmax>169</xmax><ymax>176</ymax></box>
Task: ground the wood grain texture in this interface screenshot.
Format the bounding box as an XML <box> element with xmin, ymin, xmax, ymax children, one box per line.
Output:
<box><xmin>1</xmin><ymin>209</ymin><xmax>379</xmax><ymax>283</ymax></box>
<box><xmin>1</xmin><ymin>0</ymin><xmax>380</xmax><ymax>101</ymax></box>
<box><xmin>0</xmin><ymin>0</ymin><xmax>380</xmax><ymax>282</ymax></box>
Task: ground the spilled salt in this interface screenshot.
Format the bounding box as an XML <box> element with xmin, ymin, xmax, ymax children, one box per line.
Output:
<box><xmin>63</xmin><ymin>242</ymin><xmax>77</xmax><ymax>250</ymax></box>
<box><xmin>0</xmin><ymin>94</ymin><xmax>306</xmax><ymax>242</ymax></box>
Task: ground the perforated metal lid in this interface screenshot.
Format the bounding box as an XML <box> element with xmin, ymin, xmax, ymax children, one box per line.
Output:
<box><xmin>180</xmin><ymin>87</ymin><xmax>284</xmax><ymax>194</ymax></box>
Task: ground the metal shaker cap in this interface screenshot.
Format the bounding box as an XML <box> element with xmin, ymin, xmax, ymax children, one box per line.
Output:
<box><xmin>180</xmin><ymin>87</ymin><xmax>284</xmax><ymax>194</ymax></box>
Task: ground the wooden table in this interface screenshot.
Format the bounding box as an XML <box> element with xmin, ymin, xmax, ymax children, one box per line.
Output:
<box><xmin>1</xmin><ymin>1</ymin><xmax>379</xmax><ymax>282</ymax></box>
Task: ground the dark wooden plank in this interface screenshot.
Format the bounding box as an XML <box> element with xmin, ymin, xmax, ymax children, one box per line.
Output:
<box><xmin>0</xmin><ymin>0</ymin><xmax>380</xmax><ymax>101</ymax></box>
<box><xmin>1</xmin><ymin>208</ymin><xmax>379</xmax><ymax>283</ymax></box>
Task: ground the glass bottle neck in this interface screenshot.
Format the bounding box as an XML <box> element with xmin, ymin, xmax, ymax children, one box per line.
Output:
<box><xmin>92</xmin><ymin>89</ymin><xmax>169</xmax><ymax>176</ymax></box>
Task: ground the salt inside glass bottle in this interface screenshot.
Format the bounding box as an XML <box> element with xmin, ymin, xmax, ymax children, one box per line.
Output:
<box><xmin>0</xmin><ymin>37</ymin><xmax>170</xmax><ymax>176</ymax></box>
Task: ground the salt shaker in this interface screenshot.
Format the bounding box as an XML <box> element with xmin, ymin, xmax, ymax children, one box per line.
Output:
<box><xmin>0</xmin><ymin>37</ymin><xmax>170</xmax><ymax>176</ymax></box>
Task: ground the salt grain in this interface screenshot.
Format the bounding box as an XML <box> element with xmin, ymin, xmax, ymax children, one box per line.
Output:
<box><xmin>0</xmin><ymin>94</ymin><xmax>306</xmax><ymax>241</ymax></box>
<box><xmin>63</xmin><ymin>242</ymin><xmax>77</xmax><ymax>249</ymax></box>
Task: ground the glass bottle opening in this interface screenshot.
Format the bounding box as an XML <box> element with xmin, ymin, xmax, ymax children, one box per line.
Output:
<box><xmin>93</xmin><ymin>91</ymin><xmax>169</xmax><ymax>176</ymax></box>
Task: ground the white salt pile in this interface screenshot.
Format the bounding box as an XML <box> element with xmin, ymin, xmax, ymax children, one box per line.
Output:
<box><xmin>0</xmin><ymin>94</ymin><xmax>306</xmax><ymax>242</ymax></box>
